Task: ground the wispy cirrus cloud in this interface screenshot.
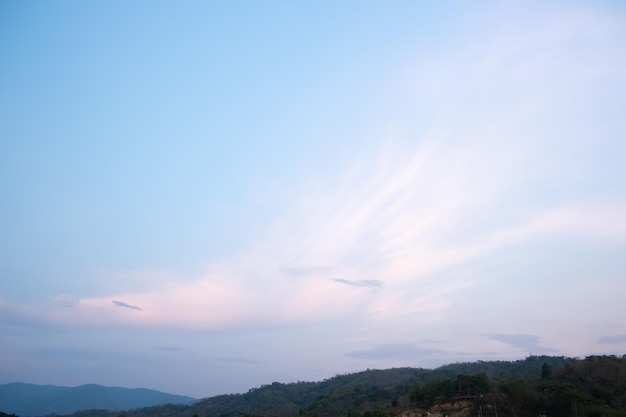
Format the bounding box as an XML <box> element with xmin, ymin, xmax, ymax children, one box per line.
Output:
<box><xmin>281</xmin><ymin>266</ymin><xmax>334</xmax><ymax>278</ymax></box>
<box><xmin>345</xmin><ymin>344</ymin><xmax>450</xmax><ymax>361</ymax></box>
<box><xmin>331</xmin><ymin>279</ymin><xmax>382</xmax><ymax>290</ymax></box>
<box><xmin>54</xmin><ymin>294</ymin><xmax>79</xmax><ymax>309</ymax></box>
<box><xmin>598</xmin><ymin>335</ymin><xmax>626</xmax><ymax>345</ymax></box>
<box><xmin>210</xmin><ymin>356</ymin><xmax>262</xmax><ymax>365</ymax></box>
<box><xmin>10</xmin><ymin>4</ymin><xmax>626</xmax><ymax>348</ymax></box>
<box><xmin>485</xmin><ymin>334</ymin><xmax>558</xmax><ymax>354</ymax></box>
<box><xmin>154</xmin><ymin>346</ymin><xmax>182</xmax><ymax>352</ymax></box>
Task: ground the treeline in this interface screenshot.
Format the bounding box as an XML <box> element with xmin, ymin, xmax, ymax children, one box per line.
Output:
<box><xmin>51</xmin><ymin>355</ymin><xmax>626</xmax><ymax>417</ymax></box>
<box><xmin>408</xmin><ymin>355</ymin><xmax>626</xmax><ymax>417</ymax></box>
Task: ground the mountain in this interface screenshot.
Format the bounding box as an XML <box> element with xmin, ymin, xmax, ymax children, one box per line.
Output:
<box><xmin>59</xmin><ymin>355</ymin><xmax>581</xmax><ymax>417</ymax></box>
<box><xmin>51</xmin><ymin>356</ymin><xmax>626</xmax><ymax>417</ymax></box>
<box><xmin>0</xmin><ymin>383</ymin><xmax>196</xmax><ymax>417</ymax></box>
<box><xmin>5</xmin><ymin>355</ymin><xmax>626</xmax><ymax>417</ymax></box>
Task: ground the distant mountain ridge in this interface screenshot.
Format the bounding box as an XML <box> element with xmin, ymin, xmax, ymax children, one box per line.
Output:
<box><xmin>0</xmin><ymin>383</ymin><xmax>196</xmax><ymax>417</ymax></box>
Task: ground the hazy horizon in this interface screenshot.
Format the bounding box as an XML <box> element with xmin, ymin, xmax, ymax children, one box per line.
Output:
<box><xmin>5</xmin><ymin>353</ymin><xmax>619</xmax><ymax>399</ymax></box>
<box><xmin>2</xmin><ymin>1</ymin><xmax>625</xmax><ymax>399</ymax></box>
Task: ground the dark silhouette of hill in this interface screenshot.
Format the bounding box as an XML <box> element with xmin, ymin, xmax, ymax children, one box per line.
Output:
<box><xmin>56</xmin><ymin>355</ymin><xmax>577</xmax><ymax>417</ymax></box>
<box><xmin>7</xmin><ymin>355</ymin><xmax>626</xmax><ymax>417</ymax></box>
<box><xmin>0</xmin><ymin>383</ymin><xmax>196</xmax><ymax>417</ymax></box>
<box><xmin>171</xmin><ymin>355</ymin><xmax>577</xmax><ymax>417</ymax></box>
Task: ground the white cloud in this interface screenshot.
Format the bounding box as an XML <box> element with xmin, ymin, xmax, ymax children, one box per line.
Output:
<box><xmin>45</xmin><ymin>159</ymin><xmax>626</xmax><ymax>332</ymax></box>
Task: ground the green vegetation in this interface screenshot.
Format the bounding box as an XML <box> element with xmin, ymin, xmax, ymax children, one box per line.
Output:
<box><xmin>35</xmin><ymin>355</ymin><xmax>626</xmax><ymax>417</ymax></box>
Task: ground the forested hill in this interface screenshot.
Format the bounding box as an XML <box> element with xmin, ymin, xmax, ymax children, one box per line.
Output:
<box><xmin>34</xmin><ymin>355</ymin><xmax>626</xmax><ymax>417</ymax></box>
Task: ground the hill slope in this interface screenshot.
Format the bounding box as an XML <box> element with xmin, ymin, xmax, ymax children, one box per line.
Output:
<box><xmin>60</xmin><ymin>355</ymin><xmax>578</xmax><ymax>417</ymax></box>
<box><xmin>7</xmin><ymin>355</ymin><xmax>625</xmax><ymax>417</ymax></box>
<box><xmin>0</xmin><ymin>383</ymin><xmax>196</xmax><ymax>417</ymax></box>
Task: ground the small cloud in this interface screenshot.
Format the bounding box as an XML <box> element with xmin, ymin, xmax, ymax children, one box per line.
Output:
<box><xmin>485</xmin><ymin>333</ymin><xmax>557</xmax><ymax>353</ymax></box>
<box><xmin>54</xmin><ymin>294</ymin><xmax>78</xmax><ymax>309</ymax></box>
<box><xmin>598</xmin><ymin>335</ymin><xmax>626</xmax><ymax>344</ymax></box>
<box><xmin>420</xmin><ymin>338</ymin><xmax>444</xmax><ymax>344</ymax></box>
<box><xmin>331</xmin><ymin>278</ymin><xmax>382</xmax><ymax>289</ymax></box>
<box><xmin>345</xmin><ymin>343</ymin><xmax>447</xmax><ymax>360</ymax></box>
<box><xmin>29</xmin><ymin>347</ymin><xmax>101</xmax><ymax>360</ymax></box>
<box><xmin>282</xmin><ymin>266</ymin><xmax>334</xmax><ymax>277</ymax></box>
<box><xmin>154</xmin><ymin>346</ymin><xmax>182</xmax><ymax>352</ymax></box>
<box><xmin>112</xmin><ymin>300</ymin><xmax>142</xmax><ymax>311</ymax></box>
<box><xmin>211</xmin><ymin>356</ymin><xmax>261</xmax><ymax>364</ymax></box>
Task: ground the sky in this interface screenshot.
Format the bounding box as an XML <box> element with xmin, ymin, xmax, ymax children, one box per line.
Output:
<box><xmin>1</xmin><ymin>0</ymin><xmax>626</xmax><ymax>399</ymax></box>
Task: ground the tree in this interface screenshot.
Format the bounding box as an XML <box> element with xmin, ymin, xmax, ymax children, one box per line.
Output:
<box><xmin>541</xmin><ymin>363</ymin><xmax>553</xmax><ymax>379</ymax></box>
<box><xmin>470</xmin><ymin>373</ymin><xmax>490</xmax><ymax>395</ymax></box>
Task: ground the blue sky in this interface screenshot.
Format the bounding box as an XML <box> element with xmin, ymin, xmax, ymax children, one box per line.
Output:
<box><xmin>1</xmin><ymin>0</ymin><xmax>626</xmax><ymax>399</ymax></box>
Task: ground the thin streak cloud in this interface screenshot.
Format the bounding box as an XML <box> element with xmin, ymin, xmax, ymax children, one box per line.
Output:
<box><xmin>154</xmin><ymin>346</ymin><xmax>182</xmax><ymax>353</ymax></box>
<box><xmin>345</xmin><ymin>344</ymin><xmax>450</xmax><ymax>361</ymax></box>
<box><xmin>598</xmin><ymin>335</ymin><xmax>626</xmax><ymax>345</ymax></box>
<box><xmin>485</xmin><ymin>334</ymin><xmax>558</xmax><ymax>354</ymax></box>
<box><xmin>112</xmin><ymin>301</ymin><xmax>142</xmax><ymax>311</ymax></box>
<box><xmin>331</xmin><ymin>279</ymin><xmax>382</xmax><ymax>290</ymax></box>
